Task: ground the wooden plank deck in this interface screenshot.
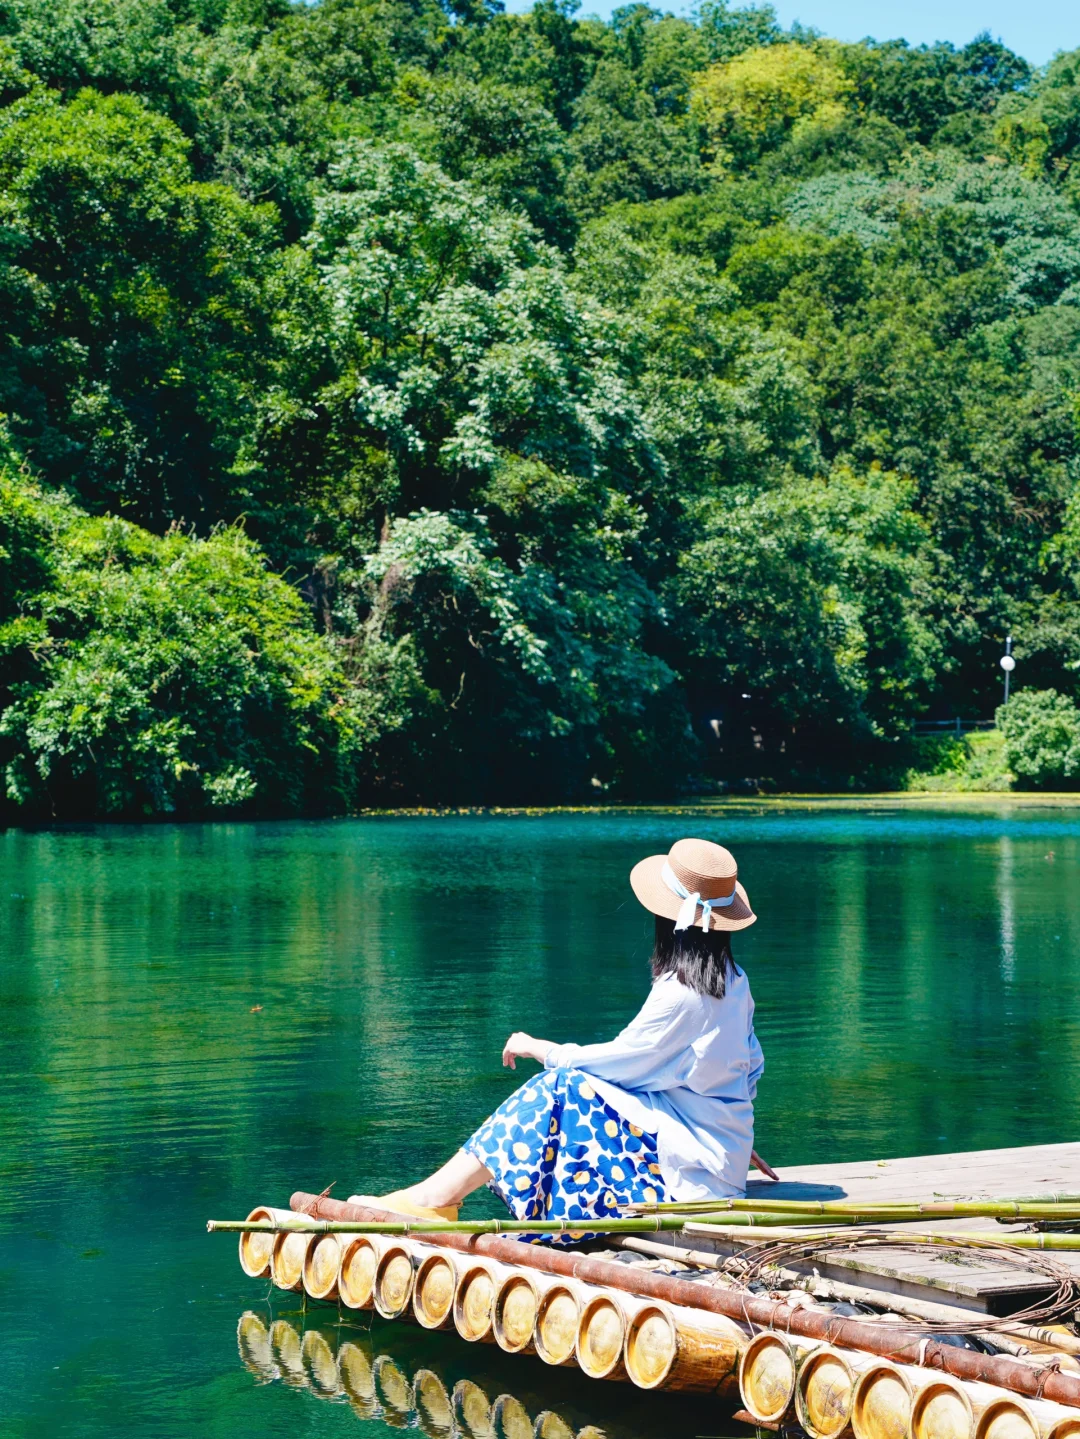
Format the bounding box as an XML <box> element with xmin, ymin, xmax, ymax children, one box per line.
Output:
<box><xmin>661</xmin><ymin>1142</ymin><xmax>1080</xmax><ymax>1315</ymax></box>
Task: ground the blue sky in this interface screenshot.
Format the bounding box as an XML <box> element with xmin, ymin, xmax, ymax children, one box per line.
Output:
<box><xmin>505</xmin><ymin>0</ymin><xmax>1077</xmax><ymax>68</ymax></box>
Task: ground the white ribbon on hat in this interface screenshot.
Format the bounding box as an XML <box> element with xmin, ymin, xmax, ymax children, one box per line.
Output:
<box><xmin>661</xmin><ymin>861</ymin><xmax>738</xmax><ymax>933</ymax></box>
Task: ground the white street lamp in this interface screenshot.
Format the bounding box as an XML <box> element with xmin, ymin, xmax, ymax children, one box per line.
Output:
<box><xmin>1000</xmin><ymin>635</ymin><xmax>1015</xmax><ymax>705</ymax></box>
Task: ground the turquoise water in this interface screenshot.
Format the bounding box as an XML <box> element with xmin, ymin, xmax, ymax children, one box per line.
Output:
<box><xmin>3</xmin><ymin>806</ymin><xmax>1080</xmax><ymax>1437</ymax></box>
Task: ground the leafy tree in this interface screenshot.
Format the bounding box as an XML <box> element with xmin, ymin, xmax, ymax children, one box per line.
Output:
<box><xmin>997</xmin><ymin>688</ymin><xmax>1080</xmax><ymax>789</ymax></box>
<box><xmin>0</xmin><ymin>457</ymin><xmax>365</xmax><ymax>819</ymax></box>
<box><xmin>692</xmin><ymin>41</ymin><xmax>854</xmax><ymax>170</ymax></box>
<box><xmin>0</xmin><ymin>88</ymin><xmax>278</xmax><ymax>529</ymax></box>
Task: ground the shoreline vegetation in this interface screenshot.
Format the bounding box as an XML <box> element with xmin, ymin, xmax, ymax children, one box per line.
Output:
<box><xmin>2</xmin><ymin>0</ymin><xmax>1080</xmax><ymax>819</ymax></box>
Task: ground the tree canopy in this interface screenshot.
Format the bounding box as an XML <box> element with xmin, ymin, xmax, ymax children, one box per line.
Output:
<box><xmin>0</xmin><ymin>0</ymin><xmax>1078</xmax><ymax>814</ymax></box>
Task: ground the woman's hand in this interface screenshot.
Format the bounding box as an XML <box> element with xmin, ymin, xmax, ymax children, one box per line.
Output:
<box><xmin>751</xmin><ymin>1148</ymin><xmax>780</xmax><ymax>1181</ymax></box>
<box><xmin>502</xmin><ymin>1032</ymin><xmax>552</xmax><ymax>1070</ymax></box>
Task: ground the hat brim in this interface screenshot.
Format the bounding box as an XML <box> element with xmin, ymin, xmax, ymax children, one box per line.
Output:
<box><xmin>630</xmin><ymin>855</ymin><xmax>756</xmax><ymax>932</ymax></box>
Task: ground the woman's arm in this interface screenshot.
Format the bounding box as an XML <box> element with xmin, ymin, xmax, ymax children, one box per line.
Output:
<box><xmin>502</xmin><ymin>1033</ymin><xmax>555</xmax><ymax>1070</ymax></box>
<box><xmin>535</xmin><ymin>980</ymin><xmax>696</xmax><ymax>1089</ymax></box>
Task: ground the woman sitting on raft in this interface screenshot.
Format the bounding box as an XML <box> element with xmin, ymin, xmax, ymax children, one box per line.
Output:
<box><xmin>352</xmin><ymin>838</ymin><xmax>775</xmax><ymax>1234</ymax></box>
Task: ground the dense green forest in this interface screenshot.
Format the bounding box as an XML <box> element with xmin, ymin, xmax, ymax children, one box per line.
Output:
<box><xmin>2</xmin><ymin>0</ymin><xmax>1080</xmax><ymax>815</ymax></box>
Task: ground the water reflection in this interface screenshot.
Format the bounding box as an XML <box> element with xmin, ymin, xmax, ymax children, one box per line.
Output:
<box><xmin>237</xmin><ymin>1311</ymin><xmax>750</xmax><ymax>1439</ymax></box>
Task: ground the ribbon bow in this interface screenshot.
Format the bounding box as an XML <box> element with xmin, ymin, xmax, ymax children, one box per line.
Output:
<box><xmin>661</xmin><ymin>861</ymin><xmax>737</xmax><ymax>933</ymax></box>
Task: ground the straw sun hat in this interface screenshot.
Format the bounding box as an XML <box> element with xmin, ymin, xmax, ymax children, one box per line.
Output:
<box><xmin>630</xmin><ymin>837</ymin><xmax>756</xmax><ymax>933</ymax></box>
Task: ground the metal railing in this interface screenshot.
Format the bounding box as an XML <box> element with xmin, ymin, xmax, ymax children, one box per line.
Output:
<box><xmin>912</xmin><ymin>719</ymin><xmax>996</xmax><ymax>736</ymax></box>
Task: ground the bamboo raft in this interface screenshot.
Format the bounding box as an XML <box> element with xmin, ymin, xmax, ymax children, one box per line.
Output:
<box><xmin>220</xmin><ymin>1171</ymin><xmax>1080</xmax><ymax>1439</ymax></box>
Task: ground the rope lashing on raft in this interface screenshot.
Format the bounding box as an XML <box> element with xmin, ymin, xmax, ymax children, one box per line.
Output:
<box><xmin>662</xmin><ymin>861</ymin><xmax>738</xmax><ymax>932</ymax></box>
<box><xmin>723</xmin><ymin>1231</ymin><xmax>1080</xmax><ymax>1335</ymax></box>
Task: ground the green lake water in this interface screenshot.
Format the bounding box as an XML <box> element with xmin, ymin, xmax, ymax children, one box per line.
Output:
<box><xmin>3</xmin><ymin>805</ymin><xmax>1080</xmax><ymax>1438</ymax></box>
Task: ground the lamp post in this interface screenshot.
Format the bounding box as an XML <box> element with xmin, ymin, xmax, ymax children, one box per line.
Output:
<box><xmin>1000</xmin><ymin>635</ymin><xmax>1015</xmax><ymax>706</ymax></box>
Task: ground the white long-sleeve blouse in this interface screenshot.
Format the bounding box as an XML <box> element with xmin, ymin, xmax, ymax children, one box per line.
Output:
<box><xmin>543</xmin><ymin>969</ymin><xmax>764</xmax><ymax>1201</ymax></box>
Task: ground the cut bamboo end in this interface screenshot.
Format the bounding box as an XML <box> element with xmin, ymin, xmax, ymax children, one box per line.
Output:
<box><xmin>338</xmin><ymin>1235</ymin><xmax>382</xmax><ymax>1310</ymax></box>
<box><xmin>975</xmin><ymin>1397</ymin><xmax>1040</xmax><ymax>1439</ymax></box>
<box><xmin>454</xmin><ymin>1262</ymin><xmax>500</xmax><ymax>1344</ymax></box>
<box><xmin>577</xmin><ymin>1292</ymin><xmax>630</xmax><ymax>1382</ymax></box>
<box><xmin>338</xmin><ymin>1341</ymin><xmax>378</xmax><ymax>1419</ymax></box>
<box><xmin>303</xmin><ymin>1231</ymin><xmax>344</xmax><ymax>1301</ymax></box>
<box><xmin>239</xmin><ymin>1205</ymin><xmax>291</xmax><ymax>1277</ymax></box>
<box><xmin>413</xmin><ymin>1251</ymin><xmax>459</xmax><ymax>1330</ymax></box>
<box><xmin>453</xmin><ymin>1378</ymin><xmax>494</xmax><ymax>1438</ymax></box>
<box><xmin>1046</xmin><ymin>1417</ymin><xmax>1080</xmax><ymax>1439</ymax></box>
<box><xmin>270</xmin><ymin>1317</ymin><xmax>308</xmax><ymax>1388</ymax></box>
<box><xmin>912</xmin><ymin>1377</ymin><xmax>975</xmax><ymax>1439</ymax></box>
<box><xmin>237</xmin><ymin>1311</ymin><xmax>276</xmax><ymax>1382</ymax></box>
<box><xmin>535</xmin><ymin>1282</ymin><xmax>584</xmax><ymax>1367</ymax></box>
<box><xmin>373</xmin><ymin>1353</ymin><xmax>414</xmax><ymax>1422</ymax></box>
<box><xmin>413</xmin><ymin>1368</ymin><xmax>454</xmax><ymax>1438</ymax></box>
<box><xmin>302</xmin><ymin>1330</ymin><xmax>342</xmax><ymax>1397</ymax></box>
<box><xmin>851</xmin><ymin>1362</ymin><xmax>914</xmax><ymax>1439</ymax></box>
<box><xmin>493</xmin><ymin>1273</ymin><xmax>541</xmax><ymax>1355</ymax></box>
<box><xmin>491</xmin><ymin>1393</ymin><xmax>532</xmax><ymax>1439</ymax></box>
<box><xmin>270</xmin><ymin>1226</ymin><xmax>312</xmax><ymax>1293</ymax></box>
<box><xmin>739</xmin><ymin>1330</ymin><xmax>801</xmax><ymax>1424</ymax></box>
<box><xmin>374</xmin><ymin>1243</ymin><xmax>418</xmax><ymax>1320</ymax></box>
<box><xmin>796</xmin><ymin>1345</ymin><xmax>856</xmax><ymax>1439</ymax></box>
<box><xmin>624</xmin><ymin>1302</ymin><xmax>743</xmax><ymax>1393</ymax></box>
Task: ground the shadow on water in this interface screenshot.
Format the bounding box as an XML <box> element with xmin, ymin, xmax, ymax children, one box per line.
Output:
<box><xmin>237</xmin><ymin>1309</ymin><xmax>755</xmax><ymax>1439</ymax></box>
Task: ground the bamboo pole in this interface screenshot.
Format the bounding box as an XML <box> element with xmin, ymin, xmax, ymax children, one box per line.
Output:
<box><xmin>623</xmin><ymin>1300</ymin><xmax>746</xmax><ymax>1393</ymax></box>
<box><xmin>912</xmin><ymin>1376</ymin><xmax>975</xmax><ymax>1439</ymax></box>
<box><xmin>535</xmin><ymin>1280</ymin><xmax>587</xmax><ymax>1367</ymax></box>
<box><xmin>739</xmin><ymin>1331</ymin><xmax>811</xmax><ymax>1425</ymax></box>
<box><xmin>412</xmin><ymin>1249</ymin><xmax>460</xmax><ymax>1331</ymax></box>
<box><xmin>237</xmin><ymin>1205</ymin><xmax>294</xmax><ymax>1277</ymax></box>
<box><xmin>454</xmin><ymin>1260</ymin><xmax>506</xmax><ymax>1344</ymax></box>
<box><xmin>796</xmin><ymin>1345</ymin><xmax>862</xmax><ymax>1439</ymax></box>
<box><xmin>337</xmin><ymin>1234</ymin><xmax>384</xmax><ymax>1310</ymax></box>
<box><xmin>493</xmin><ymin>1271</ymin><xmax>542</xmax><ymax>1356</ymax></box>
<box><xmin>851</xmin><ymin>1361</ymin><xmax>913</xmax><ymax>1439</ymax></box>
<box><xmin>374</xmin><ymin>1242</ymin><xmax>419</xmax><ymax>1321</ymax></box>
<box><xmin>289</xmin><ymin>1192</ymin><xmax>1080</xmax><ymax>1410</ymax></box>
<box><xmin>632</xmin><ymin>1199</ymin><xmax>1080</xmax><ymax>1220</ymax></box>
<box><xmin>270</xmin><ymin>1226</ymin><xmax>312</xmax><ymax>1293</ymax></box>
<box><xmin>576</xmin><ymin>1289</ymin><xmax>644</xmax><ymax>1382</ymax></box>
<box><xmin>684</xmin><ymin>1221</ymin><xmax>1080</xmax><ymax>1251</ymax></box>
<box><xmin>302</xmin><ymin>1230</ymin><xmax>345</xmax><ymax>1301</ymax></box>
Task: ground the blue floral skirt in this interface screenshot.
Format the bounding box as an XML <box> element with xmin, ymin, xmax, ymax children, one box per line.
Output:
<box><xmin>463</xmin><ymin>1067</ymin><xmax>667</xmax><ymax>1244</ymax></box>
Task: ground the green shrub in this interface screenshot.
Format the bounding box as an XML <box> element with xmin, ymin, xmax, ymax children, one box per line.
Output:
<box><xmin>0</xmin><ymin>459</ymin><xmax>365</xmax><ymax>819</ymax></box>
<box><xmin>902</xmin><ymin>728</ymin><xmax>1012</xmax><ymax>791</ymax></box>
<box><xmin>997</xmin><ymin>688</ymin><xmax>1080</xmax><ymax>790</ymax></box>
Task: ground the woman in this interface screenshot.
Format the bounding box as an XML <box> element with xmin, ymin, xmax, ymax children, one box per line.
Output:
<box><xmin>352</xmin><ymin>838</ymin><xmax>775</xmax><ymax>1231</ymax></box>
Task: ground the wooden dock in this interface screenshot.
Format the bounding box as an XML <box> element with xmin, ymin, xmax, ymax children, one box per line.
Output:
<box><xmin>657</xmin><ymin>1141</ymin><xmax>1080</xmax><ymax>1315</ymax></box>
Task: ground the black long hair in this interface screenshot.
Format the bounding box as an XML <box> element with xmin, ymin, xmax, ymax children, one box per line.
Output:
<box><xmin>650</xmin><ymin>914</ymin><xmax>735</xmax><ymax>999</ymax></box>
